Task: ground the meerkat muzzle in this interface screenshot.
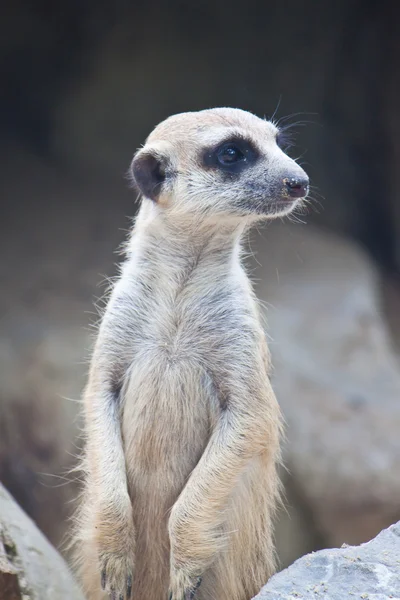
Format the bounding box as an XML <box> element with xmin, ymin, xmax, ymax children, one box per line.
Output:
<box><xmin>283</xmin><ymin>176</ymin><xmax>309</xmax><ymax>199</ymax></box>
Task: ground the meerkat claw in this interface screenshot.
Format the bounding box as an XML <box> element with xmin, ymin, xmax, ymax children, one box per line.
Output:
<box><xmin>186</xmin><ymin>576</ymin><xmax>202</xmax><ymax>599</ymax></box>
<box><xmin>168</xmin><ymin>574</ymin><xmax>201</xmax><ymax>600</ymax></box>
<box><xmin>126</xmin><ymin>574</ymin><xmax>132</xmax><ymax>598</ymax></box>
<box><xmin>101</xmin><ymin>569</ymin><xmax>107</xmax><ymax>590</ymax></box>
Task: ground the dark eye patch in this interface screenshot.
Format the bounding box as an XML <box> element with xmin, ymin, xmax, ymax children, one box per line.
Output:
<box><xmin>202</xmin><ymin>136</ymin><xmax>259</xmax><ymax>173</ymax></box>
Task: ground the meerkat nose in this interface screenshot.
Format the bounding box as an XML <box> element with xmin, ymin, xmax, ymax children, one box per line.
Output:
<box><xmin>284</xmin><ymin>176</ymin><xmax>309</xmax><ymax>198</ymax></box>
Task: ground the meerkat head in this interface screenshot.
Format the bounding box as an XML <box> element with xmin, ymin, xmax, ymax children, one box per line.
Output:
<box><xmin>130</xmin><ymin>107</ymin><xmax>309</xmax><ymax>223</ymax></box>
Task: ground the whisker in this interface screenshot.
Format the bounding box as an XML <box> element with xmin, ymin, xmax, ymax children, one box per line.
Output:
<box><xmin>273</xmin><ymin>112</ymin><xmax>319</xmax><ymax>127</ymax></box>
<box><xmin>269</xmin><ymin>95</ymin><xmax>283</xmax><ymax>124</ymax></box>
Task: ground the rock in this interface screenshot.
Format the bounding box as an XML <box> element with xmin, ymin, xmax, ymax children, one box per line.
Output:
<box><xmin>254</xmin><ymin>521</ymin><xmax>400</xmax><ymax>599</ymax></box>
<box><xmin>273</xmin><ymin>470</ymin><xmax>325</xmax><ymax>569</ymax></box>
<box><xmin>0</xmin><ymin>538</ymin><xmax>20</xmax><ymax>600</ymax></box>
<box><xmin>0</xmin><ymin>483</ymin><xmax>84</xmax><ymax>600</ymax></box>
<box><xmin>0</xmin><ymin>147</ymin><xmax>133</xmax><ymax>548</ymax></box>
<box><xmin>251</xmin><ymin>223</ymin><xmax>400</xmax><ymax>555</ymax></box>
<box><xmin>381</xmin><ymin>275</ymin><xmax>400</xmax><ymax>356</ymax></box>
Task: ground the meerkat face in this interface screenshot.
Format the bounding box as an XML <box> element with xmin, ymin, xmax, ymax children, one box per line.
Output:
<box><xmin>131</xmin><ymin>107</ymin><xmax>309</xmax><ymax>222</ymax></box>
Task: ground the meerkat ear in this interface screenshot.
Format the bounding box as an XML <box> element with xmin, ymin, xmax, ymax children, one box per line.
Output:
<box><xmin>130</xmin><ymin>147</ymin><xmax>170</xmax><ymax>202</ymax></box>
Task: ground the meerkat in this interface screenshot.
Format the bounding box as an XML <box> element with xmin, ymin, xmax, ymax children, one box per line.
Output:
<box><xmin>71</xmin><ymin>107</ymin><xmax>309</xmax><ymax>600</ymax></box>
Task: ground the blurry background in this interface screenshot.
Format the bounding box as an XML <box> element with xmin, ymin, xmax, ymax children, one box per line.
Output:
<box><xmin>0</xmin><ymin>0</ymin><xmax>399</xmax><ymax>570</ymax></box>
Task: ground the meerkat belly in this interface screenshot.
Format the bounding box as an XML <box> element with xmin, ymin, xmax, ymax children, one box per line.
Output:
<box><xmin>122</xmin><ymin>351</ymin><xmax>216</xmax><ymax>508</ymax></box>
<box><xmin>120</xmin><ymin>352</ymin><xmax>216</xmax><ymax>595</ymax></box>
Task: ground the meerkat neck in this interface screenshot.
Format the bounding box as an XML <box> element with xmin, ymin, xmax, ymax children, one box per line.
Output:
<box><xmin>128</xmin><ymin>201</ymin><xmax>247</xmax><ymax>276</ymax></box>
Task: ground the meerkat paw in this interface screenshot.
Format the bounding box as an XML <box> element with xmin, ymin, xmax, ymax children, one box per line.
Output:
<box><xmin>99</xmin><ymin>551</ymin><xmax>134</xmax><ymax>600</ymax></box>
<box><xmin>94</xmin><ymin>501</ymin><xmax>136</xmax><ymax>599</ymax></box>
<box><xmin>168</xmin><ymin>569</ymin><xmax>202</xmax><ymax>600</ymax></box>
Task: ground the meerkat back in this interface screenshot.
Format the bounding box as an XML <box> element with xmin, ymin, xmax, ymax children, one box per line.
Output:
<box><xmin>71</xmin><ymin>107</ymin><xmax>309</xmax><ymax>600</ymax></box>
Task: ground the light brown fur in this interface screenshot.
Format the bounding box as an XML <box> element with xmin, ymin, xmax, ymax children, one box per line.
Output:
<box><xmin>71</xmin><ymin>108</ymin><xmax>309</xmax><ymax>600</ymax></box>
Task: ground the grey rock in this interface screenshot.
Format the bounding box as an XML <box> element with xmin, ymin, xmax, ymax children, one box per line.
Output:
<box><xmin>0</xmin><ymin>150</ymin><xmax>133</xmax><ymax>548</ymax></box>
<box><xmin>254</xmin><ymin>521</ymin><xmax>400</xmax><ymax>599</ymax></box>
<box><xmin>0</xmin><ymin>483</ymin><xmax>84</xmax><ymax>600</ymax></box>
<box><xmin>252</xmin><ymin>224</ymin><xmax>400</xmax><ymax>554</ymax></box>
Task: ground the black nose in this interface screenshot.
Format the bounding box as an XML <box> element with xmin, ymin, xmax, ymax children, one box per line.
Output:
<box><xmin>285</xmin><ymin>176</ymin><xmax>309</xmax><ymax>198</ymax></box>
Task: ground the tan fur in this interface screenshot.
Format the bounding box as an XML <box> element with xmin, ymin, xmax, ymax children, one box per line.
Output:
<box><xmin>71</xmin><ymin>108</ymin><xmax>308</xmax><ymax>600</ymax></box>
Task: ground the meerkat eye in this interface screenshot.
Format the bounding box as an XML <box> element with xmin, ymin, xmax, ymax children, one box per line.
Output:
<box><xmin>217</xmin><ymin>144</ymin><xmax>245</xmax><ymax>166</ymax></box>
<box><xmin>203</xmin><ymin>138</ymin><xmax>258</xmax><ymax>171</ymax></box>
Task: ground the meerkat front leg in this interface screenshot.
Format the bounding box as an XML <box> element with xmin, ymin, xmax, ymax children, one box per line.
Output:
<box><xmin>168</xmin><ymin>362</ymin><xmax>280</xmax><ymax>600</ymax></box>
<box><xmin>84</xmin><ymin>371</ymin><xmax>135</xmax><ymax>599</ymax></box>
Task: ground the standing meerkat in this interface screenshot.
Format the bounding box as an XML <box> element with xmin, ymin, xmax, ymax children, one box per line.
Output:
<box><xmin>72</xmin><ymin>107</ymin><xmax>309</xmax><ymax>600</ymax></box>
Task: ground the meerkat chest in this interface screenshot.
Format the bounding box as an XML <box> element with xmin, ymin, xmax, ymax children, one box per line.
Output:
<box><xmin>118</xmin><ymin>258</ymin><xmax>259</xmax><ymax>476</ymax></box>
<box><xmin>132</xmin><ymin>275</ymin><xmax>255</xmax><ymax>367</ymax></box>
<box><xmin>121</xmin><ymin>295</ymin><xmax>221</xmax><ymax>481</ymax></box>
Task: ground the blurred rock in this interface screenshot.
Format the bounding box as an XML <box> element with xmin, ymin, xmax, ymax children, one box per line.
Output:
<box><xmin>0</xmin><ymin>146</ymin><xmax>133</xmax><ymax>548</ymax></box>
<box><xmin>252</xmin><ymin>223</ymin><xmax>400</xmax><ymax>556</ymax></box>
<box><xmin>0</xmin><ymin>483</ymin><xmax>84</xmax><ymax>600</ymax></box>
<box><xmin>381</xmin><ymin>275</ymin><xmax>400</xmax><ymax>356</ymax></box>
<box><xmin>254</xmin><ymin>520</ymin><xmax>400</xmax><ymax>600</ymax></box>
<box><xmin>0</xmin><ymin>312</ymin><xmax>87</xmax><ymax>547</ymax></box>
<box><xmin>274</xmin><ymin>470</ymin><xmax>324</xmax><ymax>569</ymax></box>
